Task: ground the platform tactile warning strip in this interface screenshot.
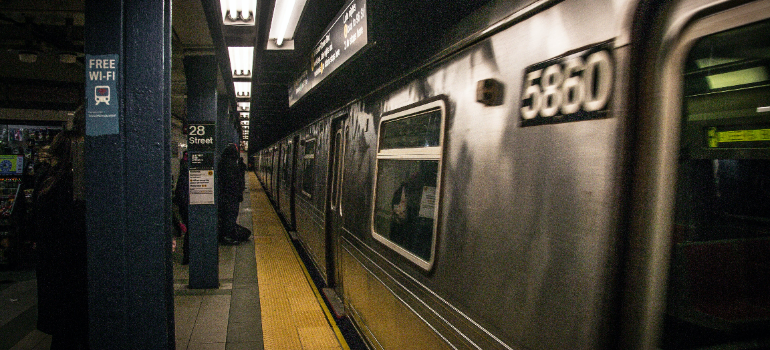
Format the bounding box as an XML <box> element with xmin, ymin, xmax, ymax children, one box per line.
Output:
<box><xmin>249</xmin><ymin>173</ymin><xmax>346</xmax><ymax>350</ymax></box>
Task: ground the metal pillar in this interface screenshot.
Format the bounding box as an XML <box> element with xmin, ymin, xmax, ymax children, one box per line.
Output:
<box><xmin>84</xmin><ymin>0</ymin><xmax>174</xmax><ymax>348</ymax></box>
<box><xmin>184</xmin><ymin>55</ymin><xmax>220</xmax><ymax>289</ymax></box>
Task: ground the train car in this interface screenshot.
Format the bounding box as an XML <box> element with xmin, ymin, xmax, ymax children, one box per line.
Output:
<box><xmin>257</xmin><ymin>0</ymin><xmax>770</xmax><ymax>349</ymax></box>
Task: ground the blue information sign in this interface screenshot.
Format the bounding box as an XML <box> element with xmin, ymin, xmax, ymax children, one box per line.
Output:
<box><xmin>86</xmin><ymin>54</ymin><xmax>120</xmax><ymax>136</ymax></box>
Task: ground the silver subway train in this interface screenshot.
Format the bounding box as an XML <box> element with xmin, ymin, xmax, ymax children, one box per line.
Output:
<box><xmin>256</xmin><ymin>0</ymin><xmax>770</xmax><ymax>348</ymax></box>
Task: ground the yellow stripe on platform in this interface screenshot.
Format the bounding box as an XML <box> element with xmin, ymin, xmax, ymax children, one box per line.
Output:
<box><xmin>248</xmin><ymin>173</ymin><xmax>349</xmax><ymax>350</ymax></box>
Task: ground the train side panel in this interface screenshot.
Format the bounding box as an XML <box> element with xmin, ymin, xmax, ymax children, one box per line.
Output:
<box><xmin>277</xmin><ymin>138</ymin><xmax>295</xmax><ymax>229</ymax></box>
<box><xmin>336</xmin><ymin>0</ymin><xmax>634</xmax><ymax>349</ymax></box>
<box><xmin>258</xmin><ymin>0</ymin><xmax>770</xmax><ymax>349</ymax></box>
<box><xmin>293</xmin><ymin>120</ymin><xmax>333</xmax><ymax>280</ymax></box>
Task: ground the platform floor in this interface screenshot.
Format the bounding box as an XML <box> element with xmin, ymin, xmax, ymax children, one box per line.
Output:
<box><xmin>0</xmin><ymin>172</ymin><xmax>355</xmax><ymax>350</ymax></box>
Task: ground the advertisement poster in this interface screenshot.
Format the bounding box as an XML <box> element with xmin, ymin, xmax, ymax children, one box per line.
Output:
<box><xmin>0</xmin><ymin>155</ymin><xmax>24</xmax><ymax>175</ymax></box>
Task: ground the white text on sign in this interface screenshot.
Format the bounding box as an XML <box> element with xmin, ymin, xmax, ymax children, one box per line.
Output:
<box><xmin>88</xmin><ymin>58</ymin><xmax>117</xmax><ymax>69</ymax></box>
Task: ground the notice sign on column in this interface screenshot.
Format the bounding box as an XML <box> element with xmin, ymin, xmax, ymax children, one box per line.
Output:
<box><xmin>86</xmin><ymin>54</ymin><xmax>119</xmax><ymax>136</ymax></box>
<box><xmin>189</xmin><ymin>169</ymin><xmax>215</xmax><ymax>205</ymax></box>
<box><xmin>187</xmin><ymin>123</ymin><xmax>216</xmax><ymax>205</ymax></box>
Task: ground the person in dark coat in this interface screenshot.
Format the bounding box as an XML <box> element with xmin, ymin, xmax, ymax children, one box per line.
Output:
<box><xmin>173</xmin><ymin>151</ymin><xmax>190</xmax><ymax>264</ymax></box>
<box><xmin>237</xmin><ymin>156</ymin><xmax>246</xmax><ymax>201</ymax></box>
<box><xmin>33</xmin><ymin>130</ymin><xmax>89</xmax><ymax>349</ymax></box>
<box><xmin>218</xmin><ymin>144</ymin><xmax>244</xmax><ymax>244</ymax></box>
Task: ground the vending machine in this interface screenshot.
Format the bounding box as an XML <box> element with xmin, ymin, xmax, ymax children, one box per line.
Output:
<box><xmin>0</xmin><ymin>155</ymin><xmax>23</xmax><ymax>267</ymax></box>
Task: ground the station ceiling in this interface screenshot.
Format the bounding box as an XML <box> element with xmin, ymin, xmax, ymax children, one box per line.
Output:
<box><xmin>0</xmin><ymin>0</ymin><xmax>489</xmax><ymax>151</ymax></box>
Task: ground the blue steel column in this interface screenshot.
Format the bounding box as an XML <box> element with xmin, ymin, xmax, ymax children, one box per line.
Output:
<box><xmin>185</xmin><ymin>55</ymin><xmax>220</xmax><ymax>289</ymax></box>
<box><xmin>164</xmin><ymin>2</ymin><xmax>175</xmax><ymax>345</ymax></box>
<box><xmin>218</xmin><ymin>101</ymin><xmax>233</xmax><ymax>151</ymax></box>
<box><xmin>84</xmin><ymin>0</ymin><xmax>174</xmax><ymax>349</ymax></box>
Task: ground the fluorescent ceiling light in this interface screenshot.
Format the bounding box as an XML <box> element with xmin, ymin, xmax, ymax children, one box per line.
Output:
<box><xmin>228</xmin><ymin>46</ymin><xmax>254</xmax><ymax>78</ymax></box>
<box><xmin>220</xmin><ymin>0</ymin><xmax>257</xmax><ymax>26</ymax></box>
<box><xmin>59</xmin><ymin>53</ymin><xmax>78</xmax><ymax>64</ymax></box>
<box><xmin>240</xmin><ymin>112</ymin><xmax>250</xmax><ymax>119</ymax></box>
<box><xmin>237</xmin><ymin>102</ymin><xmax>250</xmax><ymax>112</ymax></box>
<box><xmin>269</xmin><ymin>0</ymin><xmax>308</xmax><ymax>47</ymax></box>
<box><xmin>706</xmin><ymin>66</ymin><xmax>768</xmax><ymax>89</ymax></box>
<box><xmin>234</xmin><ymin>82</ymin><xmax>251</xmax><ymax>98</ymax></box>
<box><xmin>18</xmin><ymin>51</ymin><xmax>38</xmax><ymax>63</ymax></box>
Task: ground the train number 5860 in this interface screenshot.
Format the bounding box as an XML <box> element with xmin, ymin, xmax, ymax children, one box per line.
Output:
<box><xmin>519</xmin><ymin>43</ymin><xmax>614</xmax><ymax>127</ymax></box>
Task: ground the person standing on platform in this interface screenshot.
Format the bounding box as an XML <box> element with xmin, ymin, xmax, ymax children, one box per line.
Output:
<box><xmin>173</xmin><ymin>151</ymin><xmax>190</xmax><ymax>264</ymax></box>
<box><xmin>32</xmin><ymin>129</ymin><xmax>89</xmax><ymax>350</ymax></box>
<box><xmin>235</xmin><ymin>154</ymin><xmax>251</xmax><ymax>240</ymax></box>
<box><xmin>218</xmin><ymin>143</ymin><xmax>245</xmax><ymax>244</ymax></box>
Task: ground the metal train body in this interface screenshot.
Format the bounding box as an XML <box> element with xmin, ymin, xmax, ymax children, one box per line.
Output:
<box><xmin>256</xmin><ymin>0</ymin><xmax>770</xmax><ymax>349</ymax></box>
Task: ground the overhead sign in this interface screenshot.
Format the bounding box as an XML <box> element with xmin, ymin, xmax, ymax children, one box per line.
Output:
<box><xmin>289</xmin><ymin>0</ymin><xmax>367</xmax><ymax>106</ymax></box>
<box><xmin>86</xmin><ymin>54</ymin><xmax>120</xmax><ymax>136</ymax></box>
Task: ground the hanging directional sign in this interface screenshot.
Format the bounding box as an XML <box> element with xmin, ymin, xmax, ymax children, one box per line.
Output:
<box><xmin>86</xmin><ymin>54</ymin><xmax>120</xmax><ymax>136</ymax></box>
<box><xmin>289</xmin><ymin>0</ymin><xmax>367</xmax><ymax>106</ymax></box>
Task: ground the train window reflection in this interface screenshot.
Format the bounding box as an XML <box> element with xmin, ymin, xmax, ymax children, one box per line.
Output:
<box><xmin>371</xmin><ymin>99</ymin><xmax>445</xmax><ymax>270</ymax></box>
<box><xmin>379</xmin><ymin>108</ymin><xmax>442</xmax><ymax>149</ymax></box>
<box><xmin>373</xmin><ymin>159</ymin><xmax>438</xmax><ymax>260</ymax></box>
<box><xmin>301</xmin><ymin>138</ymin><xmax>316</xmax><ymax>197</ymax></box>
<box><xmin>662</xmin><ymin>19</ymin><xmax>770</xmax><ymax>349</ymax></box>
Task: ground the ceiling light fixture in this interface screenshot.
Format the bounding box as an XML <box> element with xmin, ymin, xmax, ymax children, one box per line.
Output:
<box><xmin>18</xmin><ymin>50</ymin><xmax>38</xmax><ymax>63</ymax></box>
<box><xmin>220</xmin><ymin>0</ymin><xmax>257</xmax><ymax>26</ymax></box>
<box><xmin>228</xmin><ymin>46</ymin><xmax>254</xmax><ymax>78</ymax></box>
<box><xmin>274</xmin><ymin>0</ymin><xmax>295</xmax><ymax>46</ymax></box>
<box><xmin>268</xmin><ymin>0</ymin><xmax>308</xmax><ymax>47</ymax></box>
<box><xmin>234</xmin><ymin>82</ymin><xmax>252</xmax><ymax>98</ymax></box>
<box><xmin>59</xmin><ymin>53</ymin><xmax>78</xmax><ymax>64</ymax></box>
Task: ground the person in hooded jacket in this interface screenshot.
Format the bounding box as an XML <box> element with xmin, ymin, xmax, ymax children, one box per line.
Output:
<box><xmin>218</xmin><ymin>144</ymin><xmax>245</xmax><ymax>244</ymax></box>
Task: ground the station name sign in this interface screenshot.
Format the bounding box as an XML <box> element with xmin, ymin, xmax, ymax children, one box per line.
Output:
<box><xmin>187</xmin><ymin>124</ymin><xmax>215</xmax><ymax>152</ymax></box>
<box><xmin>289</xmin><ymin>0</ymin><xmax>367</xmax><ymax>106</ymax></box>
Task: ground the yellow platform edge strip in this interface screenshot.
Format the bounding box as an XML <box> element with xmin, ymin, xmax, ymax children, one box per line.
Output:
<box><xmin>249</xmin><ymin>174</ymin><xmax>350</xmax><ymax>350</ymax></box>
<box><xmin>283</xmin><ymin>225</ymin><xmax>351</xmax><ymax>350</ymax></box>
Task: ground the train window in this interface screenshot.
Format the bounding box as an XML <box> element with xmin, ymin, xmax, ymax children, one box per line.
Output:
<box><xmin>301</xmin><ymin>138</ymin><xmax>316</xmax><ymax>197</ymax></box>
<box><xmin>371</xmin><ymin>99</ymin><xmax>445</xmax><ymax>270</ymax></box>
<box><xmin>281</xmin><ymin>142</ymin><xmax>290</xmax><ymax>185</ymax></box>
<box><xmin>662</xmin><ymin>18</ymin><xmax>770</xmax><ymax>349</ymax></box>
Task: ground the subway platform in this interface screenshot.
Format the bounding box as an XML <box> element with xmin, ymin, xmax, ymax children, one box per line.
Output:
<box><xmin>0</xmin><ymin>172</ymin><xmax>364</xmax><ymax>349</ymax></box>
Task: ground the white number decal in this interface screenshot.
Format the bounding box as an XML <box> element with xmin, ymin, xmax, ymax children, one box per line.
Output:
<box><xmin>561</xmin><ymin>57</ymin><xmax>585</xmax><ymax>115</ymax></box>
<box><xmin>189</xmin><ymin>125</ymin><xmax>206</xmax><ymax>136</ymax></box>
<box><xmin>521</xmin><ymin>70</ymin><xmax>542</xmax><ymax>120</ymax></box>
<box><xmin>520</xmin><ymin>48</ymin><xmax>613</xmax><ymax>124</ymax></box>
<box><xmin>540</xmin><ymin>64</ymin><xmax>564</xmax><ymax>117</ymax></box>
<box><xmin>583</xmin><ymin>50</ymin><xmax>613</xmax><ymax>112</ymax></box>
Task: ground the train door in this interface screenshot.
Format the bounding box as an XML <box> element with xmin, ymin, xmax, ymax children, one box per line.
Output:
<box><xmin>324</xmin><ymin>115</ymin><xmax>347</xmax><ymax>316</ymax></box>
<box><xmin>273</xmin><ymin>146</ymin><xmax>281</xmax><ymax>199</ymax></box>
<box><xmin>275</xmin><ymin>144</ymin><xmax>283</xmax><ymax>209</ymax></box>
<box><xmin>289</xmin><ymin>136</ymin><xmax>299</xmax><ymax>230</ymax></box>
<box><xmin>625</xmin><ymin>2</ymin><xmax>770</xmax><ymax>349</ymax></box>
